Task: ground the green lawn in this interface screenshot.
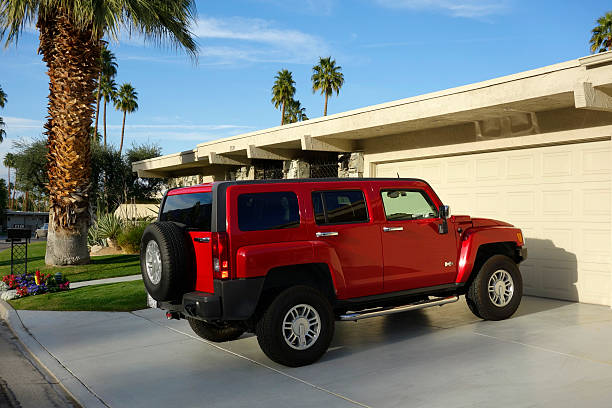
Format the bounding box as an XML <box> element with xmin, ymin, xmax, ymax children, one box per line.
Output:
<box><xmin>8</xmin><ymin>280</ymin><xmax>147</xmax><ymax>312</ymax></box>
<box><xmin>0</xmin><ymin>242</ymin><xmax>140</xmax><ymax>282</ymax></box>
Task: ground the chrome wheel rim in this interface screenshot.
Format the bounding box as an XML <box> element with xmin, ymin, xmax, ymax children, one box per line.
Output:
<box><xmin>145</xmin><ymin>240</ymin><xmax>162</xmax><ymax>285</ymax></box>
<box><xmin>282</xmin><ymin>304</ymin><xmax>321</xmax><ymax>350</ymax></box>
<box><xmin>488</xmin><ymin>269</ymin><xmax>514</xmax><ymax>307</ymax></box>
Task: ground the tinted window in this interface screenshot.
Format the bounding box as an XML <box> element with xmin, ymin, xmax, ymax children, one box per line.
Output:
<box><xmin>238</xmin><ymin>192</ymin><xmax>300</xmax><ymax>231</ymax></box>
<box><xmin>381</xmin><ymin>190</ymin><xmax>438</xmax><ymax>221</ymax></box>
<box><xmin>160</xmin><ymin>193</ymin><xmax>212</xmax><ymax>230</ymax></box>
<box><xmin>312</xmin><ymin>190</ymin><xmax>368</xmax><ymax>224</ymax></box>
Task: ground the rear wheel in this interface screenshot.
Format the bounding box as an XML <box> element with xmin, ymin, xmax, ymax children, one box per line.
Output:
<box><xmin>188</xmin><ymin>318</ymin><xmax>245</xmax><ymax>342</ymax></box>
<box><xmin>256</xmin><ymin>286</ymin><xmax>334</xmax><ymax>367</ymax></box>
<box><xmin>466</xmin><ymin>255</ymin><xmax>523</xmax><ymax>320</ymax></box>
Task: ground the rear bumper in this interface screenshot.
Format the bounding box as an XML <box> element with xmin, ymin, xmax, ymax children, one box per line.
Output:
<box><xmin>180</xmin><ymin>278</ymin><xmax>265</xmax><ymax>321</ymax></box>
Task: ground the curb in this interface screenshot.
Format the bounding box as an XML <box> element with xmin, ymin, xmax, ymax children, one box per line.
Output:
<box><xmin>0</xmin><ymin>299</ymin><xmax>109</xmax><ymax>408</ymax></box>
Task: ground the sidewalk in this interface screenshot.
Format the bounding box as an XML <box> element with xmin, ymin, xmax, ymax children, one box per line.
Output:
<box><xmin>3</xmin><ymin>296</ymin><xmax>612</xmax><ymax>407</ymax></box>
<box><xmin>70</xmin><ymin>275</ymin><xmax>141</xmax><ymax>289</ymax></box>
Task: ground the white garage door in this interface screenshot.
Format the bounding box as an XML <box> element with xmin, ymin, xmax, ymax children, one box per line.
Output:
<box><xmin>375</xmin><ymin>140</ymin><xmax>611</xmax><ymax>306</ymax></box>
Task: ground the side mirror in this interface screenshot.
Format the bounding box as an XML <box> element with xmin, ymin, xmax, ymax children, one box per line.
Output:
<box><xmin>439</xmin><ymin>205</ymin><xmax>450</xmax><ymax>220</ymax></box>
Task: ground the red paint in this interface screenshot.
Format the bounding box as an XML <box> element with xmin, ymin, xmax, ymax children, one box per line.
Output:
<box><xmin>188</xmin><ymin>230</ymin><xmax>214</xmax><ymax>293</ymax></box>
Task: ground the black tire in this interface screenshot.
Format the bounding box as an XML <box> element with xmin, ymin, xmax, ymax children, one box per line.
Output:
<box><xmin>256</xmin><ymin>286</ymin><xmax>334</xmax><ymax>367</ymax></box>
<box><xmin>188</xmin><ymin>318</ymin><xmax>245</xmax><ymax>342</ymax></box>
<box><xmin>466</xmin><ymin>255</ymin><xmax>523</xmax><ymax>321</ymax></box>
<box><xmin>140</xmin><ymin>222</ymin><xmax>188</xmax><ymax>301</ymax></box>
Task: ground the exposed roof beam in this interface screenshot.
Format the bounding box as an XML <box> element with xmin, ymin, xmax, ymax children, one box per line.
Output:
<box><xmin>247</xmin><ymin>145</ymin><xmax>292</xmax><ymax>161</ymax></box>
<box><xmin>301</xmin><ymin>135</ymin><xmax>354</xmax><ymax>152</ymax></box>
<box><xmin>208</xmin><ymin>152</ymin><xmax>249</xmax><ymax>166</ymax></box>
<box><xmin>574</xmin><ymin>82</ymin><xmax>612</xmax><ymax>111</ymax></box>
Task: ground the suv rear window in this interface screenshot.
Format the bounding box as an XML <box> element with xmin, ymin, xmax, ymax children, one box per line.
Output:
<box><xmin>160</xmin><ymin>192</ymin><xmax>212</xmax><ymax>230</ymax></box>
<box><xmin>312</xmin><ymin>190</ymin><xmax>369</xmax><ymax>224</ymax></box>
<box><xmin>238</xmin><ymin>192</ymin><xmax>300</xmax><ymax>231</ymax></box>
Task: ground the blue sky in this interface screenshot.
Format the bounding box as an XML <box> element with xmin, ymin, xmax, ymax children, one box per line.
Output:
<box><xmin>0</xmin><ymin>0</ymin><xmax>609</xmax><ymax>173</ymax></box>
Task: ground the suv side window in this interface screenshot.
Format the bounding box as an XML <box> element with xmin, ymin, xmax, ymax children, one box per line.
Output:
<box><xmin>381</xmin><ymin>189</ymin><xmax>438</xmax><ymax>221</ymax></box>
<box><xmin>312</xmin><ymin>190</ymin><xmax>369</xmax><ymax>225</ymax></box>
<box><xmin>238</xmin><ymin>191</ymin><xmax>300</xmax><ymax>231</ymax></box>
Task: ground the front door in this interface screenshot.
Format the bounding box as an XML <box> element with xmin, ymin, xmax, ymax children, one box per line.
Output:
<box><xmin>379</xmin><ymin>189</ymin><xmax>457</xmax><ymax>292</ymax></box>
<box><xmin>311</xmin><ymin>189</ymin><xmax>383</xmax><ymax>298</ymax></box>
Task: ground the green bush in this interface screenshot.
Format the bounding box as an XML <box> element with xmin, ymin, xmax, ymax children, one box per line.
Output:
<box><xmin>97</xmin><ymin>213</ymin><xmax>124</xmax><ymax>241</ymax></box>
<box><xmin>117</xmin><ymin>222</ymin><xmax>149</xmax><ymax>254</ymax></box>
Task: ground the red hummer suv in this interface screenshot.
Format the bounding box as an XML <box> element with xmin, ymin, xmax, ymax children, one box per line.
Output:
<box><xmin>140</xmin><ymin>178</ymin><xmax>527</xmax><ymax>367</ymax></box>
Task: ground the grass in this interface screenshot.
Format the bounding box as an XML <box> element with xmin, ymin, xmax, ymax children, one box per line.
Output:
<box><xmin>0</xmin><ymin>242</ymin><xmax>140</xmax><ymax>282</ymax></box>
<box><xmin>8</xmin><ymin>280</ymin><xmax>147</xmax><ymax>312</ymax></box>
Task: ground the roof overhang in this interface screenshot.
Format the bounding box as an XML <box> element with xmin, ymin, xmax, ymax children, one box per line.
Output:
<box><xmin>133</xmin><ymin>53</ymin><xmax>612</xmax><ymax>178</ymax></box>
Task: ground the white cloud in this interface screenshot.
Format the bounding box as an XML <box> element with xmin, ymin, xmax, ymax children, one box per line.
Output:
<box><xmin>3</xmin><ymin>117</ymin><xmax>43</xmax><ymax>129</ymax></box>
<box><xmin>374</xmin><ymin>0</ymin><xmax>509</xmax><ymax>17</ymax></box>
<box><xmin>192</xmin><ymin>17</ymin><xmax>330</xmax><ymax>64</ymax></box>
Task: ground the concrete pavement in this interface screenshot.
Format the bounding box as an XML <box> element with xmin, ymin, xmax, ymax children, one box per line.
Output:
<box><xmin>7</xmin><ymin>296</ymin><xmax>612</xmax><ymax>408</ymax></box>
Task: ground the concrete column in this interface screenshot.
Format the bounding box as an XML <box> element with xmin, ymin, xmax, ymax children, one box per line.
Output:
<box><xmin>338</xmin><ymin>152</ymin><xmax>364</xmax><ymax>178</ymax></box>
<box><xmin>284</xmin><ymin>159</ymin><xmax>310</xmax><ymax>179</ymax></box>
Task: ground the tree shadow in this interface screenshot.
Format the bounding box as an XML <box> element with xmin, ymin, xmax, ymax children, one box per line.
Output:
<box><xmin>90</xmin><ymin>255</ymin><xmax>139</xmax><ymax>266</ymax></box>
<box><xmin>0</xmin><ymin>255</ymin><xmax>46</xmax><ymax>268</ymax></box>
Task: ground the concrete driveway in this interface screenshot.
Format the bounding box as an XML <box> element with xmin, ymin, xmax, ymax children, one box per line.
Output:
<box><xmin>13</xmin><ymin>297</ymin><xmax>612</xmax><ymax>408</ymax></box>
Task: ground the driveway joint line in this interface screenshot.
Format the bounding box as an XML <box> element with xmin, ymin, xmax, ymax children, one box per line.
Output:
<box><xmin>472</xmin><ymin>331</ymin><xmax>612</xmax><ymax>367</ymax></box>
<box><xmin>131</xmin><ymin>311</ymin><xmax>372</xmax><ymax>408</ymax></box>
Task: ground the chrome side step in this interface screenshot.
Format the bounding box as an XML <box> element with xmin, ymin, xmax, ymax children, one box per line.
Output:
<box><xmin>338</xmin><ymin>296</ymin><xmax>460</xmax><ymax>322</ymax></box>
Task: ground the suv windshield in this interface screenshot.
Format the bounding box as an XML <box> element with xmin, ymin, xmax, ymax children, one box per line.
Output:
<box><xmin>160</xmin><ymin>192</ymin><xmax>212</xmax><ymax>230</ymax></box>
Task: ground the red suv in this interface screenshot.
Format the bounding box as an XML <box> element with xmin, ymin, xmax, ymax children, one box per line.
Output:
<box><xmin>141</xmin><ymin>178</ymin><xmax>527</xmax><ymax>366</ymax></box>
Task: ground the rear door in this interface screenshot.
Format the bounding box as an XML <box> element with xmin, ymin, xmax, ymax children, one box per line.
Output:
<box><xmin>378</xmin><ymin>188</ymin><xmax>457</xmax><ymax>292</ymax></box>
<box><xmin>311</xmin><ymin>188</ymin><xmax>383</xmax><ymax>298</ymax></box>
<box><xmin>160</xmin><ymin>191</ymin><xmax>214</xmax><ymax>293</ymax></box>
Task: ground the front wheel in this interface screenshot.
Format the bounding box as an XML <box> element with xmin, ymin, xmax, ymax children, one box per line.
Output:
<box><xmin>466</xmin><ymin>255</ymin><xmax>523</xmax><ymax>321</ymax></box>
<box><xmin>256</xmin><ymin>286</ymin><xmax>334</xmax><ymax>367</ymax></box>
<box><xmin>188</xmin><ymin>318</ymin><xmax>245</xmax><ymax>342</ymax></box>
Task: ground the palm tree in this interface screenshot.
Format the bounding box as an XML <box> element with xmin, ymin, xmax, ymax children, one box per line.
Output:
<box><xmin>0</xmin><ymin>84</ymin><xmax>6</xmax><ymax>143</ymax></box>
<box><xmin>283</xmin><ymin>99</ymin><xmax>308</xmax><ymax>124</ymax></box>
<box><xmin>271</xmin><ymin>69</ymin><xmax>296</xmax><ymax>125</ymax></box>
<box><xmin>99</xmin><ymin>77</ymin><xmax>117</xmax><ymax>147</ymax></box>
<box><xmin>0</xmin><ymin>1</ymin><xmax>197</xmax><ymax>266</ymax></box>
<box><xmin>114</xmin><ymin>83</ymin><xmax>138</xmax><ymax>155</ymax></box>
<box><xmin>3</xmin><ymin>153</ymin><xmax>15</xmax><ymax>209</ymax></box>
<box><xmin>311</xmin><ymin>57</ymin><xmax>344</xmax><ymax>116</ymax></box>
<box><xmin>94</xmin><ymin>45</ymin><xmax>117</xmax><ymax>139</ymax></box>
<box><xmin>590</xmin><ymin>12</ymin><xmax>612</xmax><ymax>53</ymax></box>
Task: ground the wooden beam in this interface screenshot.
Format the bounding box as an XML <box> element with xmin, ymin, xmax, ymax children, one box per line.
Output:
<box><xmin>574</xmin><ymin>82</ymin><xmax>612</xmax><ymax>112</ymax></box>
<box><xmin>300</xmin><ymin>135</ymin><xmax>354</xmax><ymax>152</ymax></box>
<box><xmin>207</xmin><ymin>152</ymin><xmax>249</xmax><ymax>166</ymax></box>
<box><xmin>247</xmin><ymin>145</ymin><xmax>292</xmax><ymax>161</ymax></box>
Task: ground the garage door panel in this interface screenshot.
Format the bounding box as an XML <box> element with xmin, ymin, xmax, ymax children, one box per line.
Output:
<box><xmin>375</xmin><ymin>139</ymin><xmax>611</xmax><ymax>306</ymax></box>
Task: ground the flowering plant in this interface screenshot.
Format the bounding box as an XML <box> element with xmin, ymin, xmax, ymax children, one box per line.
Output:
<box><xmin>0</xmin><ymin>270</ymin><xmax>70</xmax><ymax>299</ymax></box>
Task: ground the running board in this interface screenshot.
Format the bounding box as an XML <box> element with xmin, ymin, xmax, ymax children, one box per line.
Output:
<box><xmin>338</xmin><ymin>296</ymin><xmax>460</xmax><ymax>322</ymax></box>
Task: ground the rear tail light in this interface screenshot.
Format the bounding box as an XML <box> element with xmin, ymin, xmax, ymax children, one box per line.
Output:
<box><xmin>211</xmin><ymin>232</ymin><xmax>230</xmax><ymax>279</ymax></box>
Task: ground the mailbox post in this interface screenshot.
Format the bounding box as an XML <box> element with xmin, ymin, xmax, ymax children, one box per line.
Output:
<box><xmin>7</xmin><ymin>228</ymin><xmax>32</xmax><ymax>275</ymax></box>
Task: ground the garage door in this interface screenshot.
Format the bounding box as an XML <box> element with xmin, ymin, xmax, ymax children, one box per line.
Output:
<box><xmin>375</xmin><ymin>140</ymin><xmax>611</xmax><ymax>306</ymax></box>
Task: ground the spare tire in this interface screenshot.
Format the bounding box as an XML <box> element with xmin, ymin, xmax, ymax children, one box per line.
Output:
<box><xmin>140</xmin><ymin>222</ymin><xmax>188</xmax><ymax>301</ymax></box>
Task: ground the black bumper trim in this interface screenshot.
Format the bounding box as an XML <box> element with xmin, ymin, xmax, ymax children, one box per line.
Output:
<box><xmin>181</xmin><ymin>277</ymin><xmax>265</xmax><ymax>321</ymax></box>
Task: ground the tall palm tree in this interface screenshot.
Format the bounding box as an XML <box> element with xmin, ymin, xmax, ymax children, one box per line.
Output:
<box><xmin>0</xmin><ymin>84</ymin><xmax>6</xmax><ymax>143</ymax></box>
<box><xmin>0</xmin><ymin>0</ymin><xmax>197</xmax><ymax>266</ymax></box>
<box><xmin>3</xmin><ymin>153</ymin><xmax>15</xmax><ymax>209</ymax></box>
<box><xmin>99</xmin><ymin>77</ymin><xmax>117</xmax><ymax>147</ymax></box>
<box><xmin>283</xmin><ymin>99</ymin><xmax>308</xmax><ymax>124</ymax></box>
<box><xmin>271</xmin><ymin>69</ymin><xmax>296</xmax><ymax>125</ymax></box>
<box><xmin>590</xmin><ymin>12</ymin><xmax>612</xmax><ymax>53</ymax></box>
<box><xmin>311</xmin><ymin>57</ymin><xmax>344</xmax><ymax>116</ymax></box>
<box><xmin>114</xmin><ymin>83</ymin><xmax>138</xmax><ymax>155</ymax></box>
<box><xmin>94</xmin><ymin>45</ymin><xmax>117</xmax><ymax>139</ymax></box>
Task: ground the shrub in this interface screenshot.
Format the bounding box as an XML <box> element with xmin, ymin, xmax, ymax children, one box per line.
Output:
<box><xmin>118</xmin><ymin>222</ymin><xmax>149</xmax><ymax>254</ymax></box>
<box><xmin>88</xmin><ymin>220</ymin><xmax>104</xmax><ymax>247</ymax></box>
<box><xmin>97</xmin><ymin>213</ymin><xmax>124</xmax><ymax>241</ymax></box>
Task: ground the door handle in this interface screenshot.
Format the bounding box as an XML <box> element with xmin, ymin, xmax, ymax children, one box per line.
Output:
<box><xmin>193</xmin><ymin>237</ymin><xmax>210</xmax><ymax>243</ymax></box>
<box><xmin>316</xmin><ymin>231</ymin><xmax>339</xmax><ymax>237</ymax></box>
<box><xmin>383</xmin><ymin>226</ymin><xmax>404</xmax><ymax>232</ymax></box>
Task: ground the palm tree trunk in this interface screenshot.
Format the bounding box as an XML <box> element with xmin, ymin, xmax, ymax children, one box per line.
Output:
<box><xmin>103</xmin><ymin>99</ymin><xmax>107</xmax><ymax>147</ymax></box>
<box><xmin>38</xmin><ymin>11</ymin><xmax>99</xmax><ymax>266</ymax></box>
<box><xmin>119</xmin><ymin>111</ymin><xmax>126</xmax><ymax>155</ymax></box>
<box><xmin>94</xmin><ymin>73</ymin><xmax>101</xmax><ymax>140</ymax></box>
<box><xmin>281</xmin><ymin>102</ymin><xmax>286</xmax><ymax>125</ymax></box>
<box><xmin>324</xmin><ymin>93</ymin><xmax>329</xmax><ymax>116</ymax></box>
<box><xmin>7</xmin><ymin>168</ymin><xmax>10</xmax><ymax>210</ymax></box>
<box><xmin>24</xmin><ymin>191</ymin><xmax>28</xmax><ymax>212</ymax></box>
